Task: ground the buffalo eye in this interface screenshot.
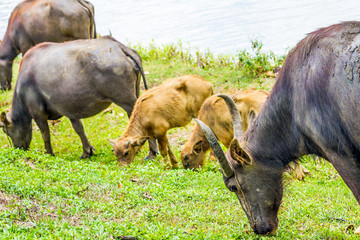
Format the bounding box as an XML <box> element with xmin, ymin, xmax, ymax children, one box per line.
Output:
<box><xmin>183</xmin><ymin>154</ymin><xmax>189</xmax><ymax>161</ymax></box>
<box><xmin>124</xmin><ymin>151</ymin><xmax>129</xmax><ymax>156</ymax></box>
<box><xmin>229</xmin><ymin>185</ymin><xmax>238</xmax><ymax>192</ymax></box>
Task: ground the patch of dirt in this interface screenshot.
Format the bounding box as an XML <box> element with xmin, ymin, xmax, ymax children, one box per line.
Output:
<box><xmin>22</xmin><ymin>158</ymin><xmax>37</xmax><ymax>170</ymax></box>
<box><xmin>0</xmin><ymin>99</ymin><xmax>11</xmax><ymax>108</ymax></box>
<box><xmin>0</xmin><ymin>191</ymin><xmax>15</xmax><ymax>211</ymax></box>
<box><xmin>0</xmin><ymin>190</ymin><xmax>83</xmax><ymax>228</ymax></box>
<box><xmin>167</xmin><ymin>123</ymin><xmax>193</xmax><ymax>149</ymax></box>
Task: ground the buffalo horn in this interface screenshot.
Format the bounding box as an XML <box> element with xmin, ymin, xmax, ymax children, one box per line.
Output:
<box><xmin>194</xmin><ymin>118</ymin><xmax>234</xmax><ymax>178</ymax></box>
<box><xmin>218</xmin><ymin>94</ymin><xmax>243</xmax><ymax>139</ymax></box>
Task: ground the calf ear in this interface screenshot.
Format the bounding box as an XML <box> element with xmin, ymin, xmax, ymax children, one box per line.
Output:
<box><xmin>132</xmin><ymin>137</ymin><xmax>150</xmax><ymax>147</ymax></box>
<box><xmin>248</xmin><ymin>109</ymin><xmax>256</xmax><ymax>124</ymax></box>
<box><xmin>193</xmin><ymin>140</ymin><xmax>203</xmax><ymax>154</ymax></box>
<box><xmin>229</xmin><ymin>139</ymin><xmax>252</xmax><ymax>167</ymax></box>
<box><xmin>0</xmin><ymin>112</ymin><xmax>10</xmax><ymax>126</ymax></box>
<box><xmin>108</xmin><ymin>139</ymin><xmax>115</xmax><ymax>147</ymax></box>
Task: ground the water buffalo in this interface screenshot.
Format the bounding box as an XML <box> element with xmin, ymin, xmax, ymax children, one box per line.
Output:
<box><xmin>196</xmin><ymin>21</ymin><xmax>360</xmax><ymax>235</ymax></box>
<box><xmin>0</xmin><ymin>0</ymin><xmax>96</xmax><ymax>90</ymax></box>
<box><xmin>0</xmin><ymin>36</ymin><xmax>154</xmax><ymax>159</ymax></box>
<box><xmin>110</xmin><ymin>75</ymin><xmax>213</xmax><ymax>168</ymax></box>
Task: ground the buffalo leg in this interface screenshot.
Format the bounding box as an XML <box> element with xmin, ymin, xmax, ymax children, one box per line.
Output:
<box><xmin>144</xmin><ymin>139</ymin><xmax>159</xmax><ymax>160</ymax></box>
<box><xmin>112</xmin><ymin>96</ymin><xmax>137</xmax><ymax>118</ymax></box>
<box><xmin>33</xmin><ymin>117</ymin><xmax>54</xmax><ymax>156</ymax></box>
<box><xmin>70</xmin><ymin>119</ymin><xmax>95</xmax><ymax>159</ymax></box>
<box><xmin>327</xmin><ymin>153</ymin><xmax>360</xmax><ymax>203</ymax></box>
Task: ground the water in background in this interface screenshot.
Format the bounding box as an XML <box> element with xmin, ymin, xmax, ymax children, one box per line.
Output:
<box><xmin>1</xmin><ymin>0</ymin><xmax>360</xmax><ymax>55</ymax></box>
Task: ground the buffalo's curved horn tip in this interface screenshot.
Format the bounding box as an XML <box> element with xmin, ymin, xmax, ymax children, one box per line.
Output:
<box><xmin>194</xmin><ymin>118</ymin><xmax>234</xmax><ymax>178</ymax></box>
<box><xmin>217</xmin><ymin>94</ymin><xmax>243</xmax><ymax>139</ymax></box>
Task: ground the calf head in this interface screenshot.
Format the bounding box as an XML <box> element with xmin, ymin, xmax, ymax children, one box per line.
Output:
<box><xmin>194</xmin><ymin>94</ymin><xmax>283</xmax><ymax>235</ymax></box>
<box><xmin>0</xmin><ymin>59</ymin><xmax>12</xmax><ymax>90</ymax></box>
<box><xmin>110</xmin><ymin>136</ymin><xmax>149</xmax><ymax>165</ymax></box>
<box><xmin>0</xmin><ymin>112</ymin><xmax>32</xmax><ymax>149</ymax></box>
<box><xmin>181</xmin><ymin>138</ymin><xmax>208</xmax><ymax>169</ymax></box>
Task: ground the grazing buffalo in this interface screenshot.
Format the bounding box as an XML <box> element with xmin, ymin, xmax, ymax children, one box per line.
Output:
<box><xmin>0</xmin><ymin>36</ymin><xmax>154</xmax><ymax>159</ymax></box>
<box><xmin>196</xmin><ymin>21</ymin><xmax>360</xmax><ymax>235</ymax></box>
<box><xmin>0</xmin><ymin>0</ymin><xmax>96</xmax><ymax>90</ymax></box>
<box><xmin>110</xmin><ymin>75</ymin><xmax>213</xmax><ymax>168</ymax></box>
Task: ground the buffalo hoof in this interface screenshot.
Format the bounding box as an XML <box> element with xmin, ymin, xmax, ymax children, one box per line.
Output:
<box><xmin>143</xmin><ymin>150</ymin><xmax>160</xmax><ymax>161</ymax></box>
<box><xmin>143</xmin><ymin>150</ymin><xmax>159</xmax><ymax>161</ymax></box>
<box><xmin>80</xmin><ymin>145</ymin><xmax>95</xmax><ymax>159</ymax></box>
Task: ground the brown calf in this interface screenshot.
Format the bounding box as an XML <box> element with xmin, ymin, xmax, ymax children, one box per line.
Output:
<box><xmin>181</xmin><ymin>89</ymin><xmax>309</xmax><ymax>180</ymax></box>
<box><xmin>110</xmin><ymin>75</ymin><xmax>213</xmax><ymax>168</ymax></box>
<box><xmin>181</xmin><ymin>89</ymin><xmax>267</xmax><ymax>169</ymax></box>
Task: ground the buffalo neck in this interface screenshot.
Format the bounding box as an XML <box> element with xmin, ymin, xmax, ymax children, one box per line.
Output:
<box><xmin>242</xmin><ymin>77</ymin><xmax>303</xmax><ymax>169</ymax></box>
<box><xmin>10</xmin><ymin>91</ymin><xmax>32</xmax><ymax>126</ymax></box>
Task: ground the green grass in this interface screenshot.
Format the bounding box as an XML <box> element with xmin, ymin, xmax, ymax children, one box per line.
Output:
<box><xmin>0</xmin><ymin>44</ymin><xmax>359</xmax><ymax>239</ymax></box>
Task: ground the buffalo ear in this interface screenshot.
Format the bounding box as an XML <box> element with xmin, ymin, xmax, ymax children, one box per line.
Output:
<box><xmin>229</xmin><ymin>138</ymin><xmax>252</xmax><ymax>166</ymax></box>
<box><xmin>0</xmin><ymin>112</ymin><xmax>10</xmax><ymax>126</ymax></box>
<box><xmin>193</xmin><ymin>140</ymin><xmax>203</xmax><ymax>154</ymax></box>
<box><xmin>249</xmin><ymin>109</ymin><xmax>256</xmax><ymax>124</ymax></box>
<box><xmin>132</xmin><ymin>136</ymin><xmax>150</xmax><ymax>147</ymax></box>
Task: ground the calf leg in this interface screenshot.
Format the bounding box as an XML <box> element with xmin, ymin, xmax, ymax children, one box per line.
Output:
<box><xmin>157</xmin><ymin>135</ymin><xmax>178</xmax><ymax>169</ymax></box>
<box><xmin>167</xmin><ymin>143</ymin><xmax>178</xmax><ymax>169</ymax></box>
<box><xmin>70</xmin><ymin>119</ymin><xmax>94</xmax><ymax>159</ymax></box>
<box><xmin>157</xmin><ymin>135</ymin><xmax>169</xmax><ymax>168</ymax></box>
<box><xmin>33</xmin><ymin>117</ymin><xmax>54</xmax><ymax>156</ymax></box>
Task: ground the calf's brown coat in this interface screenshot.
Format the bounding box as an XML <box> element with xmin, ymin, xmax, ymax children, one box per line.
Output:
<box><xmin>110</xmin><ymin>75</ymin><xmax>213</xmax><ymax>168</ymax></box>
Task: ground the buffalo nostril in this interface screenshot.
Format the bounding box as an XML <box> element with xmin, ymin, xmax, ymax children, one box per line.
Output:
<box><xmin>184</xmin><ymin>162</ymin><xmax>189</xmax><ymax>168</ymax></box>
<box><xmin>229</xmin><ymin>185</ymin><xmax>238</xmax><ymax>192</ymax></box>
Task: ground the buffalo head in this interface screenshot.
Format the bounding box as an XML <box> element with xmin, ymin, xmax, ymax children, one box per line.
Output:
<box><xmin>0</xmin><ymin>111</ymin><xmax>32</xmax><ymax>149</ymax></box>
<box><xmin>195</xmin><ymin>94</ymin><xmax>282</xmax><ymax>235</ymax></box>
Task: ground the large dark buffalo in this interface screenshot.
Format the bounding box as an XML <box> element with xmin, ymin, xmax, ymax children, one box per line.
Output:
<box><xmin>0</xmin><ymin>36</ymin><xmax>156</xmax><ymax>159</ymax></box>
<box><xmin>196</xmin><ymin>21</ymin><xmax>360</xmax><ymax>235</ymax></box>
<box><xmin>0</xmin><ymin>0</ymin><xmax>96</xmax><ymax>90</ymax></box>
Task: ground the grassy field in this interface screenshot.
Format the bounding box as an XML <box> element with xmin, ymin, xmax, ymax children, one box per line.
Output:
<box><xmin>0</xmin><ymin>42</ymin><xmax>359</xmax><ymax>239</ymax></box>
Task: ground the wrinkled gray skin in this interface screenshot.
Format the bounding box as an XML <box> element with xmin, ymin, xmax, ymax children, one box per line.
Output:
<box><xmin>0</xmin><ymin>36</ymin><xmax>157</xmax><ymax>159</ymax></box>
<box><xmin>0</xmin><ymin>0</ymin><xmax>96</xmax><ymax>90</ymax></box>
<box><xmin>197</xmin><ymin>21</ymin><xmax>360</xmax><ymax>235</ymax></box>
